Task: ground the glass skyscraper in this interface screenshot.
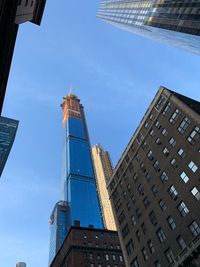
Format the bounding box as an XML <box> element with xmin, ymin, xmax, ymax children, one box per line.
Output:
<box><xmin>49</xmin><ymin>201</ymin><xmax>69</xmax><ymax>265</ymax></box>
<box><xmin>49</xmin><ymin>94</ymin><xmax>103</xmax><ymax>265</ymax></box>
<box><xmin>0</xmin><ymin>116</ymin><xmax>18</xmax><ymax>177</ymax></box>
<box><xmin>97</xmin><ymin>0</ymin><xmax>200</xmax><ymax>54</ymax></box>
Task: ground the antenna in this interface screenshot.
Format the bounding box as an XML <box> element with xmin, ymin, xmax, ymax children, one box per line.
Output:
<box><xmin>69</xmin><ymin>86</ymin><xmax>73</xmax><ymax>95</ymax></box>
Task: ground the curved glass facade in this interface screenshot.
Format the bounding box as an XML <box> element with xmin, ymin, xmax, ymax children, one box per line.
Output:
<box><xmin>97</xmin><ymin>0</ymin><xmax>200</xmax><ymax>54</ymax></box>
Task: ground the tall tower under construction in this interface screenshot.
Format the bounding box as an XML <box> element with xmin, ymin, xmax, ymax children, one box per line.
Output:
<box><xmin>49</xmin><ymin>94</ymin><xmax>103</xmax><ymax>265</ymax></box>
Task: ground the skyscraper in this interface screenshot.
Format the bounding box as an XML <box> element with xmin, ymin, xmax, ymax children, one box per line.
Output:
<box><xmin>0</xmin><ymin>116</ymin><xmax>19</xmax><ymax>177</ymax></box>
<box><xmin>97</xmin><ymin>0</ymin><xmax>200</xmax><ymax>55</ymax></box>
<box><xmin>92</xmin><ymin>144</ymin><xmax>117</xmax><ymax>231</ymax></box>
<box><xmin>49</xmin><ymin>201</ymin><xmax>69</xmax><ymax>265</ymax></box>
<box><xmin>107</xmin><ymin>86</ymin><xmax>200</xmax><ymax>267</ymax></box>
<box><xmin>49</xmin><ymin>94</ymin><xmax>103</xmax><ymax>265</ymax></box>
<box><xmin>0</xmin><ymin>0</ymin><xmax>46</xmax><ymax>114</ymax></box>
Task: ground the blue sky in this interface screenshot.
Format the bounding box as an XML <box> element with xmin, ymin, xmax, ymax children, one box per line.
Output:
<box><xmin>0</xmin><ymin>1</ymin><xmax>200</xmax><ymax>266</ymax></box>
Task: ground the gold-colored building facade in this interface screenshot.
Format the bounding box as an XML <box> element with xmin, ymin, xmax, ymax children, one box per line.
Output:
<box><xmin>92</xmin><ymin>144</ymin><xmax>117</xmax><ymax>231</ymax></box>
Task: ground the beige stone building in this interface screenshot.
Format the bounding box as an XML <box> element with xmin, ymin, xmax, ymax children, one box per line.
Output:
<box><xmin>92</xmin><ymin>144</ymin><xmax>117</xmax><ymax>231</ymax></box>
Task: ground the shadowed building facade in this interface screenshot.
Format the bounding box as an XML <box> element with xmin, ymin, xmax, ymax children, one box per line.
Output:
<box><xmin>50</xmin><ymin>222</ymin><xmax>125</xmax><ymax>267</ymax></box>
<box><xmin>107</xmin><ymin>87</ymin><xmax>200</xmax><ymax>267</ymax></box>
<box><xmin>0</xmin><ymin>116</ymin><xmax>18</xmax><ymax>177</ymax></box>
<box><xmin>92</xmin><ymin>144</ymin><xmax>117</xmax><ymax>231</ymax></box>
<box><xmin>49</xmin><ymin>94</ymin><xmax>103</xmax><ymax>265</ymax></box>
<box><xmin>0</xmin><ymin>0</ymin><xmax>46</xmax><ymax>114</ymax></box>
<box><xmin>97</xmin><ymin>0</ymin><xmax>200</xmax><ymax>55</ymax></box>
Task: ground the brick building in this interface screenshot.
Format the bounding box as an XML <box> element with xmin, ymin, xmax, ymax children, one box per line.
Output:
<box><xmin>107</xmin><ymin>86</ymin><xmax>200</xmax><ymax>267</ymax></box>
<box><xmin>50</xmin><ymin>222</ymin><xmax>125</xmax><ymax>267</ymax></box>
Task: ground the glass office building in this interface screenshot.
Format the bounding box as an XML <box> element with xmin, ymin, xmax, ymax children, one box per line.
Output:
<box><xmin>0</xmin><ymin>116</ymin><xmax>18</xmax><ymax>176</ymax></box>
<box><xmin>49</xmin><ymin>201</ymin><xmax>69</xmax><ymax>265</ymax></box>
<box><xmin>49</xmin><ymin>94</ymin><xmax>103</xmax><ymax>265</ymax></box>
<box><xmin>97</xmin><ymin>0</ymin><xmax>200</xmax><ymax>54</ymax></box>
<box><xmin>60</xmin><ymin>94</ymin><xmax>103</xmax><ymax>229</ymax></box>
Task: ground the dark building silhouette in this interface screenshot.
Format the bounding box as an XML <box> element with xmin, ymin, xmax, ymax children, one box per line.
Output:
<box><xmin>50</xmin><ymin>222</ymin><xmax>125</xmax><ymax>267</ymax></box>
<box><xmin>0</xmin><ymin>0</ymin><xmax>46</xmax><ymax>114</ymax></box>
<box><xmin>0</xmin><ymin>116</ymin><xmax>18</xmax><ymax>177</ymax></box>
<box><xmin>107</xmin><ymin>87</ymin><xmax>200</xmax><ymax>267</ymax></box>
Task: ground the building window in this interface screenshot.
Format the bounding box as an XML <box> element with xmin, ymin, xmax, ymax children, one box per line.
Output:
<box><xmin>156</xmin><ymin>228</ymin><xmax>166</xmax><ymax>243</ymax></box>
<box><xmin>180</xmin><ymin>172</ymin><xmax>189</xmax><ymax>183</ymax></box>
<box><xmin>159</xmin><ymin>199</ymin><xmax>167</xmax><ymax>211</ymax></box>
<box><xmin>144</xmin><ymin>121</ymin><xmax>149</xmax><ymax>129</ymax></box>
<box><xmin>178</xmin><ymin>117</ymin><xmax>190</xmax><ymax>134</ymax></box>
<box><xmin>162</xmin><ymin>102</ymin><xmax>172</xmax><ymax>117</ymax></box>
<box><xmin>145</xmin><ymin>172</ymin><xmax>152</xmax><ymax>183</ymax></box>
<box><xmin>147</xmin><ymin>150</ymin><xmax>154</xmax><ymax>161</ymax></box>
<box><xmin>122</xmin><ymin>224</ymin><xmax>129</xmax><ymax>238</ymax></box>
<box><xmin>153</xmin><ymin>160</ymin><xmax>161</xmax><ymax>172</ymax></box>
<box><xmin>150</xmin><ymin>129</ymin><xmax>155</xmax><ymax>137</ymax></box>
<box><xmin>119</xmin><ymin>255</ymin><xmax>123</xmax><ymax>262</ymax></box>
<box><xmin>155</xmin><ymin>120</ymin><xmax>162</xmax><ymax>129</ymax></box>
<box><xmin>151</xmin><ymin>185</ymin><xmax>159</xmax><ymax>196</ymax></box>
<box><xmin>191</xmin><ymin>187</ymin><xmax>200</xmax><ymax>200</ymax></box>
<box><xmin>136</xmin><ymin>230</ymin><xmax>140</xmax><ymax>242</ymax></box>
<box><xmin>138</xmin><ymin>184</ymin><xmax>144</xmax><ymax>195</ymax></box>
<box><xmin>25</xmin><ymin>0</ymin><xmax>29</xmax><ymax>6</ymax></box>
<box><xmin>143</xmin><ymin>196</ymin><xmax>150</xmax><ymax>208</ymax></box>
<box><xmin>178</xmin><ymin>148</ymin><xmax>186</xmax><ymax>158</ymax></box>
<box><xmin>118</xmin><ymin>211</ymin><xmax>125</xmax><ymax>224</ymax></box>
<box><xmin>131</xmin><ymin>194</ymin><xmax>136</xmax><ymax>204</ymax></box>
<box><xmin>171</xmin><ymin>158</ymin><xmax>178</xmax><ymax>169</ymax></box>
<box><xmin>162</xmin><ymin>128</ymin><xmax>168</xmax><ymax>136</ymax></box>
<box><xmin>169</xmin><ymin>109</ymin><xmax>181</xmax><ymax>124</ymax></box>
<box><xmin>162</xmin><ymin>147</ymin><xmax>169</xmax><ymax>157</ymax></box>
<box><xmin>106</xmin><ymin>254</ymin><xmax>109</xmax><ymax>261</ymax></box>
<box><xmin>168</xmin><ymin>185</ymin><xmax>178</xmax><ymax>200</ymax></box>
<box><xmin>133</xmin><ymin>173</ymin><xmax>139</xmax><ymax>183</ymax></box>
<box><xmin>188</xmin><ymin>126</ymin><xmax>200</xmax><ymax>144</ymax></box>
<box><xmin>142</xmin><ymin>248</ymin><xmax>148</xmax><ymax>261</ymax></box>
<box><xmin>147</xmin><ymin>240</ymin><xmax>155</xmax><ymax>254</ymax></box>
<box><xmin>155</xmin><ymin>95</ymin><xmax>166</xmax><ymax>110</ymax></box>
<box><xmin>167</xmin><ymin>216</ymin><xmax>176</xmax><ymax>230</ymax></box>
<box><xmin>160</xmin><ymin>171</ymin><xmax>168</xmax><ymax>183</ymax></box>
<box><xmin>141</xmin><ymin>222</ymin><xmax>147</xmax><ymax>234</ymax></box>
<box><xmin>136</xmin><ymin>208</ymin><xmax>142</xmax><ymax>219</ymax></box>
<box><xmin>112</xmin><ymin>255</ymin><xmax>116</xmax><ymax>261</ymax></box>
<box><xmin>97</xmin><ymin>254</ymin><xmax>101</xmax><ymax>260</ymax></box>
<box><xmin>165</xmin><ymin>248</ymin><xmax>175</xmax><ymax>264</ymax></box>
<box><xmin>142</xmin><ymin>141</ymin><xmax>148</xmax><ymax>151</ymax></box>
<box><xmin>136</xmin><ymin>154</ymin><xmax>141</xmax><ymax>161</ymax></box>
<box><xmin>188</xmin><ymin>161</ymin><xmax>198</xmax><ymax>173</ymax></box>
<box><xmin>136</xmin><ymin>132</ymin><xmax>144</xmax><ymax>144</ymax></box>
<box><xmin>149</xmin><ymin>113</ymin><xmax>154</xmax><ymax>120</ymax></box>
<box><xmin>131</xmin><ymin>215</ymin><xmax>137</xmax><ymax>226</ymax></box>
<box><xmin>131</xmin><ymin>257</ymin><xmax>140</xmax><ymax>267</ymax></box>
<box><xmin>126</xmin><ymin>239</ymin><xmax>134</xmax><ymax>256</ymax></box>
<box><xmin>149</xmin><ymin>211</ymin><xmax>157</xmax><ymax>226</ymax></box>
<box><xmin>169</xmin><ymin>137</ymin><xmax>176</xmax><ymax>147</ymax></box>
<box><xmin>189</xmin><ymin>221</ymin><xmax>200</xmax><ymax>237</ymax></box>
<box><xmin>127</xmin><ymin>201</ymin><xmax>131</xmax><ymax>211</ymax></box>
<box><xmin>115</xmin><ymin>199</ymin><xmax>122</xmax><ymax>212</ymax></box>
<box><xmin>178</xmin><ymin>202</ymin><xmax>189</xmax><ymax>217</ymax></box>
<box><xmin>89</xmin><ymin>253</ymin><xmax>93</xmax><ymax>260</ymax></box>
<box><xmin>155</xmin><ymin>137</ymin><xmax>162</xmax><ymax>145</ymax></box>
<box><xmin>177</xmin><ymin>236</ymin><xmax>187</xmax><ymax>250</ymax></box>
